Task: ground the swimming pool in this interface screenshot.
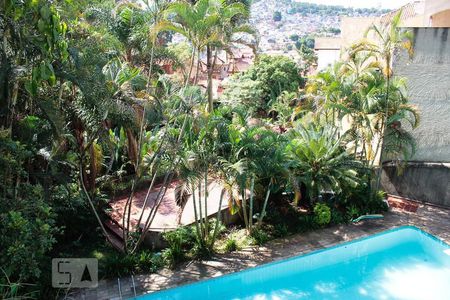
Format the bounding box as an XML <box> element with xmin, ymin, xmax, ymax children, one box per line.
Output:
<box><xmin>137</xmin><ymin>226</ymin><xmax>450</xmax><ymax>300</ymax></box>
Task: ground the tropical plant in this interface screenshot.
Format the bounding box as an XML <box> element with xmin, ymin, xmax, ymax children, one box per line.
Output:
<box><xmin>286</xmin><ymin>124</ymin><xmax>361</xmax><ymax>205</ymax></box>
<box><xmin>223</xmin><ymin>55</ymin><xmax>303</xmax><ymax>114</ymax></box>
<box><xmin>157</xmin><ymin>0</ymin><xmax>255</xmax><ymax>111</ymax></box>
<box><xmin>313</xmin><ymin>202</ymin><xmax>331</xmax><ymax>226</ymax></box>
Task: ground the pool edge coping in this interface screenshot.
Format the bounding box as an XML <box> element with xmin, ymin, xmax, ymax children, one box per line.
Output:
<box><xmin>134</xmin><ymin>225</ymin><xmax>450</xmax><ymax>299</ymax></box>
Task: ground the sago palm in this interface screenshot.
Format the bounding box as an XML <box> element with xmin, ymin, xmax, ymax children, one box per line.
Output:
<box><xmin>286</xmin><ymin>124</ymin><xmax>361</xmax><ymax>205</ymax></box>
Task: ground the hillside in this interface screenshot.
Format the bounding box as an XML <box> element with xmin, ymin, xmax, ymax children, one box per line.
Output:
<box><xmin>250</xmin><ymin>0</ymin><xmax>390</xmax><ymax>55</ymax></box>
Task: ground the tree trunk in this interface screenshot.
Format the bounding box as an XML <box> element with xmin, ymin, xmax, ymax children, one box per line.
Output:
<box><xmin>185</xmin><ymin>48</ymin><xmax>196</xmax><ymax>88</ymax></box>
<box><xmin>125</xmin><ymin>127</ymin><xmax>138</xmax><ymax>167</ymax></box>
<box><xmin>206</xmin><ymin>45</ymin><xmax>213</xmax><ymax>112</ymax></box>
<box><xmin>249</xmin><ymin>176</ymin><xmax>255</xmax><ymax>233</ymax></box>
<box><xmin>194</xmin><ymin>50</ymin><xmax>201</xmax><ymax>84</ymax></box>
<box><xmin>257</xmin><ymin>184</ymin><xmax>272</xmax><ymax>227</ymax></box>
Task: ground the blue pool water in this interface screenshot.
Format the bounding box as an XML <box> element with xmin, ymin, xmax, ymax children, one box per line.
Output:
<box><xmin>137</xmin><ymin>226</ymin><xmax>450</xmax><ymax>300</ymax></box>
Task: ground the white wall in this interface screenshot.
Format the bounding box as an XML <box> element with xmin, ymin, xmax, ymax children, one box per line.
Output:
<box><xmin>315</xmin><ymin>49</ymin><xmax>340</xmax><ymax>71</ymax></box>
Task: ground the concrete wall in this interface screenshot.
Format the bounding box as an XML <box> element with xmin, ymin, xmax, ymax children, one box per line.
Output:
<box><xmin>393</xmin><ymin>27</ymin><xmax>450</xmax><ymax>162</ymax></box>
<box><xmin>431</xmin><ymin>10</ymin><xmax>450</xmax><ymax>27</ymax></box>
<box><xmin>383</xmin><ymin>27</ymin><xmax>450</xmax><ymax>206</ymax></box>
<box><xmin>424</xmin><ymin>0</ymin><xmax>450</xmax><ymax>25</ymax></box>
<box><xmin>382</xmin><ymin>162</ymin><xmax>450</xmax><ymax>206</ymax></box>
<box><xmin>340</xmin><ymin>17</ymin><xmax>377</xmax><ymax>48</ymax></box>
<box><xmin>315</xmin><ymin>49</ymin><xmax>340</xmax><ymax>71</ymax></box>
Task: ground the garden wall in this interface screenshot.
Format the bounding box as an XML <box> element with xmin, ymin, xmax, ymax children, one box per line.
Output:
<box><xmin>382</xmin><ymin>27</ymin><xmax>450</xmax><ymax>206</ymax></box>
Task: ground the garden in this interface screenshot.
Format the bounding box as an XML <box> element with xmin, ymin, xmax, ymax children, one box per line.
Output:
<box><xmin>0</xmin><ymin>1</ymin><xmax>418</xmax><ymax>298</ymax></box>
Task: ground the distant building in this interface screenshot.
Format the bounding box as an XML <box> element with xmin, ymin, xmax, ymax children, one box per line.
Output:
<box><xmin>195</xmin><ymin>46</ymin><xmax>255</xmax><ymax>98</ymax></box>
<box><xmin>314</xmin><ymin>37</ymin><xmax>341</xmax><ymax>70</ymax></box>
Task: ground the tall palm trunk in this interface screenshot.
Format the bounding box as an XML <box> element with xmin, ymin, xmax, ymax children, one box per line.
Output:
<box><xmin>206</xmin><ymin>45</ymin><xmax>213</xmax><ymax>112</ymax></box>
<box><xmin>375</xmin><ymin>59</ymin><xmax>391</xmax><ymax>191</ymax></box>
<box><xmin>257</xmin><ymin>183</ymin><xmax>272</xmax><ymax>227</ymax></box>
<box><xmin>248</xmin><ymin>176</ymin><xmax>255</xmax><ymax>234</ymax></box>
<box><xmin>185</xmin><ymin>48</ymin><xmax>196</xmax><ymax>88</ymax></box>
<box><xmin>194</xmin><ymin>50</ymin><xmax>201</xmax><ymax>84</ymax></box>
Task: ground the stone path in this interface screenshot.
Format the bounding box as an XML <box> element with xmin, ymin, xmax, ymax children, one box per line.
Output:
<box><xmin>68</xmin><ymin>203</ymin><xmax>450</xmax><ymax>300</ymax></box>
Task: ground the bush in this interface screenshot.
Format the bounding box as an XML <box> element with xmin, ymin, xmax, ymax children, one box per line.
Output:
<box><xmin>297</xmin><ymin>214</ymin><xmax>318</xmax><ymax>232</ymax></box>
<box><xmin>313</xmin><ymin>203</ymin><xmax>331</xmax><ymax>226</ymax></box>
<box><xmin>338</xmin><ymin>177</ymin><xmax>388</xmax><ymax>218</ymax></box>
<box><xmin>0</xmin><ymin>138</ymin><xmax>59</xmax><ymax>289</ymax></box>
<box><xmin>273</xmin><ymin>223</ymin><xmax>290</xmax><ymax>237</ymax></box>
<box><xmin>136</xmin><ymin>250</ymin><xmax>164</xmax><ymax>273</ymax></box>
<box><xmin>346</xmin><ymin>204</ymin><xmax>360</xmax><ymax>221</ymax></box>
<box><xmin>162</xmin><ymin>227</ymin><xmax>196</xmax><ymax>267</ymax></box>
<box><xmin>224</xmin><ymin>237</ymin><xmax>239</xmax><ymax>252</ymax></box>
<box><xmin>102</xmin><ymin>253</ymin><xmax>136</xmax><ymax>277</ymax></box>
<box><xmin>330</xmin><ymin>208</ymin><xmax>347</xmax><ymax>225</ymax></box>
<box><xmin>251</xmin><ymin>227</ymin><xmax>270</xmax><ymax>245</ymax></box>
<box><xmin>100</xmin><ymin>249</ymin><xmax>164</xmax><ymax>277</ymax></box>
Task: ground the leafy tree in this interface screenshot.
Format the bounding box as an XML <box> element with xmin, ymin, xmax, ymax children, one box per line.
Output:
<box><xmin>0</xmin><ymin>137</ymin><xmax>58</xmax><ymax>296</ymax></box>
<box><xmin>222</xmin><ymin>55</ymin><xmax>303</xmax><ymax>113</ymax></box>
<box><xmin>273</xmin><ymin>11</ymin><xmax>282</xmax><ymax>22</ymax></box>
<box><xmin>158</xmin><ymin>0</ymin><xmax>255</xmax><ymax>111</ymax></box>
<box><xmin>289</xmin><ymin>34</ymin><xmax>299</xmax><ymax>41</ymax></box>
<box><xmin>298</xmin><ymin>44</ymin><xmax>318</xmax><ymax>75</ymax></box>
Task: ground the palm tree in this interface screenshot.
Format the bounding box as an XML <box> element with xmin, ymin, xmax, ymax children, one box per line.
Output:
<box><xmin>350</xmin><ymin>11</ymin><xmax>414</xmax><ymax>181</ymax></box>
<box><xmin>156</xmin><ymin>0</ymin><xmax>255</xmax><ymax>111</ymax></box>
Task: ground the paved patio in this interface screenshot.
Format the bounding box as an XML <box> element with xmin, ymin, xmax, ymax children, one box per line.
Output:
<box><xmin>69</xmin><ymin>202</ymin><xmax>450</xmax><ymax>300</ymax></box>
<box><xmin>109</xmin><ymin>180</ymin><xmax>229</xmax><ymax>231</ymax></box>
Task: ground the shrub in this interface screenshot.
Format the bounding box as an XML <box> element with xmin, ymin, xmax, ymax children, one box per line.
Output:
<box><xmin>251</xmin><ymin>227</ymin><xmax>270</xmax><ymax>246</ymax></box>
<box><xmin>102</xmin><ymin>252</ymin><xmax>137</xmax><ymax>277</ymax></box>
<box><xmin>346</xmin><ymin>204</ymin><xmax>360</xmax><ymax>221</ymax></box>
<box><xmin>297</xmin><ymin>214</ymin><xmax>318</xmax><ymax>232</ymax></box>
<box><xmin>136</xmin><ymin>250</ymin><xmax>164</xmax><ymax>273</ymax></box>
<box><xmin>313</xmin><ymin>203</ymin><xmax>331</xmax><ymax>226</ymax></box>
<box><xmin>100</xmin><ymin>250</ymin><xmax>164</xmax><ymax>277</ymax></box>
<box><xmin>273</xmin><ymin>223</ymin><xmax>290</xmax><ymax>237</ymax></box>
<box><xmin>0</xmin><ymin>138</ymin><xmax>59</xmax><ymax>288</ymax></box>
<box><xmin>224</xmin><ymin>237</ymin><xmax>239</xmax><ymax>252</ymax></box>
<box><xmin>162</xmin><ymin>227</ymin><xmax>195</xmax><ymax>267</ymax></box>
<box><xmin>330</xmin><ymin>208</ymin><xmax>347</xmax><ymax>225</ymax></box>
<box><xmin>364</xmin><ymin>191</ymin><xmax>388</xmax><ymax>214</ymax></box>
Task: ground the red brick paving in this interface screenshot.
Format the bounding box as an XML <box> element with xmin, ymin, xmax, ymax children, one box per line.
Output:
<box><xmin>108</xmin><ymin>179</ymin><xmax>229</xmax><ymax>232</ymax></box>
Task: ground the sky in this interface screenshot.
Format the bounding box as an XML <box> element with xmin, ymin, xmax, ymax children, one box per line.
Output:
<box><xmin>293</xmin><ymin>0</ymin><xmax>413</xmax><ymax>9</ymax></box>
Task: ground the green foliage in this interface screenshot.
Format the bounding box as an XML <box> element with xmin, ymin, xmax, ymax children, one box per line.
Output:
<box><xmin>273</xmin><ymin>11</ymin><xmax>282</xmax><ymax>22</ymax></box>
<box><xmin>161</xmin><ymin>227</ymin><xmax>196</xmax><ymax>267</ymax></box>
<box><xmin>313</xmin><ymin>203</ymin><xmax>331</xmax><ymax>226</ymax></box>
<box><xmin>346</xmin><ymin>204</ymin><xmax>360</xmax><ymax>221</ymax></box>
<box><xmin>222</xmin><ymin>55</ymin><xmax>303</xmax><ymax>114</ymax></box>
<box><xmin>295</xmin><ymin>36</ymin><xmax>315</xmax><ymax>50</ymax></box>
<box><xmin>224</xmin><ymin>237</ymin><xmax>239</xmax><ymax>252</ymax></box>
<box><xmin>101</xmin><ymin>250</ymin><xmax>164</xmax><ymax>277</ymax></box>
<box><xmin>330</xmin><ymin>208</ymin><xmax>347</xmax><ymax>225</ymax></box>
<box><xmin>250</xmin><ymin>227</ymin><xmax>270</xmax><ymax>245</ymax></box>
<box><xmin>0</xmin><ymin>137</ymin><xmax>58</xmax><ymax>290</ymax></box>
<box><xmin>273</xmin><ymin>223</ymin><xmax>290</xmax><ymax>238</ymax></box>
<box><xmin>287</xmin><ymin>124</ymin><xmax>361</xmax><ymax>204</ymax></box>
<box><xmin>297</xmin><ymin>214</ymin><xmax>318</xmax><ymax>232</ymax></box>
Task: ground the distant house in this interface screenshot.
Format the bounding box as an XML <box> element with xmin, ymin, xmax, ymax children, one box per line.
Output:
<box><xmin>314</xmin><ymin>37</ymin><xmax>341</xmax><ymax>71</ymax></box>
<box><xmin>194</xmin><ymin>46</ymin><xmax>256</xmax><ymax>98</ymax></box>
